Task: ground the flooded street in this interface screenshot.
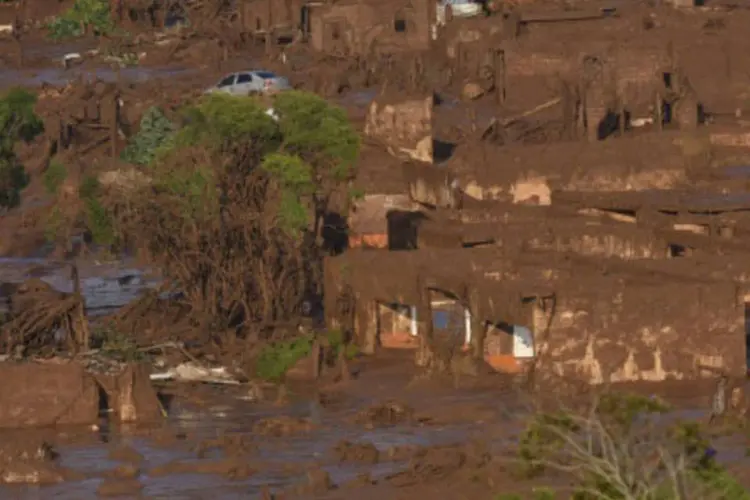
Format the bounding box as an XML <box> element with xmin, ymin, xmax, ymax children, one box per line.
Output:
<box><xmin>0</xmin><ymin>257</ymin><xmax>159</xmax><ymax>316</ymax></box>
<box><xmin>0</xmin><ymin>388</ymin><xmax>487</xmax><ymax>499</ymax></box>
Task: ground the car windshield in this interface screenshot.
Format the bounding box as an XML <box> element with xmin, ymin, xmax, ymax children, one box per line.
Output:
<box><xmin>255</xmin><ymin>71</ymin><xmax>276</xmax><ymax>79</ymax></box>
<box><xmin>217</xmin><ymin>75</ymin><xmax>235</xmax><ymax>87</ymax></box>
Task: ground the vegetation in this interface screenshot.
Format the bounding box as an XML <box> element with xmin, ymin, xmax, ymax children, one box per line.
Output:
<box><xmin>255</xmin><ymin>331</ymin><xmax>359</xmax><ymax>381</ymax></box>
<box><xmin>495</xmin><ymin>489</ymin><xmax>555</xmax><ymax>500</ymax></box>
<box><xmin>79</xmin><ymin>176</ymin><xmax>115</xmax><ymax>246</ymax></box>
<box><xmin>91</xmin><ymin>324</ymin><xmax>144</xmax><ymax>362</ymax></box>
<box><xmin>48</xmin><ymin>0</ymin><xmax>113</xmax><ymax>39</ymax></box>
<box><xmin>43</xmin><ymin>159</ymin><xmax>67</xmax><ymax>195</ymax></box>
<box><xmin>120</xmin><ymin>107</ymin><xmax>176</xmax><ymax>166</ymax></box>
<box><xmin>94</xmin><ymin>91</ymin><xmax>360</xmax><ymax>334</ymax></box>
<box><xmin>0</xmin><ymin>88</ymin><xmax>43</xmax><ymax>211</ymax></box>
<box><xmin>326</xmin><ymin>329</ymin><xmax>360</xmax><ymax>359</ymax></box>
<box><xmin>515</xmin><ymin>392</ymin><xmax>749</xmax><ymax>500</ymax></box>
<box><xmin>255</xmin><ymin>336</ymin><xmax>313</xmax><ymax>381</ymax></box>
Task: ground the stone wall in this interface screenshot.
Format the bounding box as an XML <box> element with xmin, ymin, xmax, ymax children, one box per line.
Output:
<box><xmin>531</xmin><ymin>281</ymin><xmax>745</xmax><ymax>384</ymax></box>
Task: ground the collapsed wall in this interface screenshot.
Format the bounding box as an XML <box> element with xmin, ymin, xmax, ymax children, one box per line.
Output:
<box><xmin>0</xmin><ymin>362</ymin><xmax>163</xmax><ymax>428</ymax></box>
<box><xmin>528</xmin><ymin>278</ymin><xmax>744</xmax><ymax>383</ymax></box>
<box><xmin>445</xmin><ymin>132</ymin><xmax>710</xmax><ymax>203</ymax></box>
<box><xmin>364</xmin><ymin>92</ymin><xmax>433</xmax><ymax>163</ymax></box>
<box><xmin>325</xmin><ymin>248</ymin><xmax>747</xmax><ymax>383</ymax></box>
<box><xmin>410</xmin><ymin>206</ymin><xmax>671</xmax><ymax>259</ymax></box>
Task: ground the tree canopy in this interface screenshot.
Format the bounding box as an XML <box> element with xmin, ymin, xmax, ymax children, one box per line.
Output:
<box><xmin>101</xmin><ymin>90</ymin><xmax>360</xmax><ymax>328</ymax></box>
<box><xmin>0</xmin><ymin>88</ymin><xmax>43</xmax><ymax>210</ymax></box>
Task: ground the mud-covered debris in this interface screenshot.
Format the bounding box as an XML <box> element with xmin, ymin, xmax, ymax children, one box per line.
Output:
<box><xmin>0</xmin><ymin>438</ymin><xmax>66</xmax><ymax>485</ymax></box>
<box><xmin>332</xmin><ymin>440</ymin><xmax>379</xmax><ymax>464</ymax></box>
<box><xmin>305</xmin><ymin>468</ymin><xmax>333</xmax><ymax>494</ymax></box>
<box><xmin>341</xmin><ymin>472</ymin><xmax>374</xmax><ymax>488</ymax></box>
<box><xmin>354</xmin><ymin>400</ymin><xmax>414</xmax><ymax>428</ymax></box>
<box><xmin>97</xmin><ymin>477</ymin><xmax>144</xmax><ymax>497</ymax></box>
<box><xmin>237</xmin><ymin>380</ymin><xmax>265</xmax><ymax>402</ymax></box>
<box><xmin>0</xmin><ymin>363</ymin><xmax>99</xmax><ymax>428</ymax></box>
<box><xmin>95</xmin><ymin>363</ymin><xmax>165</xmax><ymax>423</ymax></box>
<box><xmin>0</xmin><ymin>439</ymin><xmax>56</xmax><ymax>464</ymax></box>
<box><xmin>104</xmin><ymin>463</ymin><xmax>140</xmax><ymax>480</ymax></box>
<box><xmin>2</xmin><ymin>278</ymin><xmax>89</xmax><ymax>355</ymax></box>
<box><xmin>380</xmin><ymin>444</ymin><xmax>422</xmax><ymax>462</ymax></box>
<box><xmin>0</xmin><ymin>462</ymin><xmax>67</xmax><ymax>485</ymax></box>
<box><xmin>252</xmin><ymin>416</ymin><xmax>313</xmax><ymax>437</ymax></box>
<box><xmin>108</xmin><ymin>445</ymin><xmax>144</xmax><ymax>464</ymax></box>
<box><xmin>195</xmin><ymin>433</ymin><xmax>255</xmax><ymax>458</ymax></box>
<box><xmin>62</xmin><ymin>53</ymin><xmax>83</xmax><ymax>68</ymax></box>
<box><xmin>387</xmin><ymin>443</ymin><xmax>492</xmax><ymax>486</ymax></box>
<box><xmin>462</xmin><ymin>82</ymin><xmax>485</xmax><ymax>100</ymax></box>
<box><xmin>149</xmin><ymin>458</ymin><xmax>254</xmax><ymax>479</ymax></box>
<box><xmin>151</xmin><ymin>362</ymin><xmax>241</xmax><ymax>385</ymax></box>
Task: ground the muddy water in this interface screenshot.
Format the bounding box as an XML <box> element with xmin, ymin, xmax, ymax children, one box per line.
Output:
<box><xmin>0</xmin><ymin>257</ymin><xmax>159</xmax><ymax>316</ymax></box>
<box><xmin>3</xmin><ymin>392</ymin><xmax>747</xmax><ymax>499</ymax></box>
<box><xmin>2</xmin><ymin>396</ymin><xmax>476</xmax><ymax>499</ymax></box>
<box><xmin>0</xmin><ymin>65</ymin><xmax>194</xmax><ymax>89</ymax></box>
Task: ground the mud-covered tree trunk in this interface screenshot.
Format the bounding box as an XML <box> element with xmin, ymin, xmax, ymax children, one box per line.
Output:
<box><xmin>416</xmin><ymin>286</ymin><xmax>484</xmax><ymax>378</ymax></box>
<box><xmin>414</xmin><ymin>282</ymin><xmax>434</xmax><ymax>368</ymax></box>
<box><xmin>355</xmin><ymin>296</ymin><xmax>377</xmax><ymax>355</ymax></box>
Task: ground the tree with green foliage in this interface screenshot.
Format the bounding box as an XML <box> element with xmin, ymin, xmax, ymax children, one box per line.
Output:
<box><xmin>120</xmin><ymin>107</ymin><xmax>176</xmax><ymax>166</ymax></box>
<box><xmin>0</xmin><ymin>88</ymin><xmax>43</xmax><ymax>211</ymax></box>
<box><xmin>47</xmin><ymin>0</ymin><xmax>113</xmax><ymax>39</ymax></box>
<box><xmin>516</xmin><ymin>393</ymin><xmax>750</xmax><ymax>500</ymax></box>
<box><xmin>43</xmin><ymin>159</ymin><xmax>67</xmax><ymax>195</ymax></box>
<box><xmin>97</xmin><ymin>91</ymin><xmax>360</xmax><ymax>330</ymax></box>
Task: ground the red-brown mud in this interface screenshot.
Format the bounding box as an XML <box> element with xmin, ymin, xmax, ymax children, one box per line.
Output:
<box><xmin>1</xmin><ymin>0</ymin><xmax>750</xmax><ymax>497</ymax></box>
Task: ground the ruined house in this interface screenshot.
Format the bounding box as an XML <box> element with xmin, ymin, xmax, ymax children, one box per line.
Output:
<box><xmin>240</xmin><ymin>0</ymin><xmax>306</xmax><ymax>39</ymax></box>
<box><xmin>307</xmin><ymin>0</ymin><xmax>434</xmax><ymax>55</ymax></box>
<box><xmin>409</xmin><ymin>204</ymin><xmax>673</xmax><ymax>259</ymax></box>
<box><xmin>324</xmin><ymin>247</ymin><xmax>748</xmax><ymax>383</ymax></box>
<box><xmin>441</xmin><ymin>132</ymin><xmax>709</xmax><ymax>204</ymax></box>
<box><xmin>365</xmin><ymin>92</ymin><xmax>433</xmax><ymax>163</ymax></box>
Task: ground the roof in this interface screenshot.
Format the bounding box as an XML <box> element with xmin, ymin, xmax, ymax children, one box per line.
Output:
<box><xmin>553</xmin><ymin>190</ymin><xmax>750</xmax><ymax>213</ymax></box>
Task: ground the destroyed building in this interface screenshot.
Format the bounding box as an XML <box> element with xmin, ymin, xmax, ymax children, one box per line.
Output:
<box><xmin>324</xmin><ymin>246</ymin><xmax>747</xmax><ymax>384</ymax></box>
<box><xmin>325</xmin><ymin>14</ymin><xmax>750</xmax><ymax>382</ymax></box>
<box><xmin>307</xmin><ymin>0</ymin><xmax>434</xmax><ymax>55</ymax></box>
<box><xmin>240</xmin><ymin>0</ymin><xmax>434</xmax><ymax>54</ymax></box>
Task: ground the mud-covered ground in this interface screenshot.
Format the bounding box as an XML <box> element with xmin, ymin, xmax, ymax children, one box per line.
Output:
<box><xmin>0</xmin><ymin>349</ymin><xmax>745</xmax><ymax>500</ymax></box>
<box><xmin>3</xmin><ymin>2</ymin><xmax>750</xmax><ymax>498</ymax></box>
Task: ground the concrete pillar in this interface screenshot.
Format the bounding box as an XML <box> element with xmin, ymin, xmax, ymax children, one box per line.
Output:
<box><xmin>355</xmin><ymin>298</ymin><xmax>377</xmax><ymax>355</ymax></box>
<box><xmin>410</xmin><ymin>305</ymin><xmax>418</xmax><ymax>337</ymax></box>
<box><xmin>323</xmin><ymin>258</ymin><xmax>339</xmax><ymax>332</ymax></box>
<box><xmin>463</xmin><ymin>306</ymin><xmax>472</xmax><ymax>346</ymax></box>
<box><xmin>415</xmin><ymin>284</ymin><xmax>434</xmax><ymax>367</ymax></box>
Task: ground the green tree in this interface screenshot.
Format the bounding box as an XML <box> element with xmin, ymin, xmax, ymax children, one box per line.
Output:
<box><xmin>0</xmin><ymin>88</ymin><xmax>43</xmax><ymax>211</ymax></box>
<box><xmin>99</xmin><ymin>91</ymin><xmax>360</xmax><ymax>329</ymax></box>
<box><xmin>48</xmin><ymin>0</ymin><xmax>113</xmax><ymax>39</ymax></box>
<box><xmin>43</xmin><ymin>159</ymin><xmax>67</xmax><ymax>195</ymax></box>
<box><xmin>120</xmin><ymin>107</ymin><xmax>176</xmax><ymax>166</ymax></box>
<box><xmin>271</xmin><ymin>90</ymin><xmax>360</xmax><ymax>238</ymax></box>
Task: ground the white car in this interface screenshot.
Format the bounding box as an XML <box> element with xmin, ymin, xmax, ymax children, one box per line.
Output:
<box><xmin>205</xmin><ymin>70</ymin><xmax>292</xmax><ymax>96</ymax></box>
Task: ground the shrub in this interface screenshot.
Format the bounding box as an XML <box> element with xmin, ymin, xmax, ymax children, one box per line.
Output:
<box><xmin>0</xmin><ymin>88</ymin><xmax>43</xmax><ymax>210</ymax></box>
<box><xmin>48</xmin><ymin>0</ymin><xmax>113</xmax><ymax>39</ymax></box>
<box><xmin>255</xmin><ymin>337</ymin><xmax>313</xmax><ymax>381</ymax></box>
<box><xmin>43</xmin><ymin>159</ymin><xmax>67</xmax><ymax>195</ymax></box>
<box><xmin>517</xmin><ymin>392</ymin><xmax>749</xmax><ymax>500</ymax></box>
<box><xmin>120</xmin><ymin>107</ymin><xmax>176</xmax><ymax>166</ymax></box>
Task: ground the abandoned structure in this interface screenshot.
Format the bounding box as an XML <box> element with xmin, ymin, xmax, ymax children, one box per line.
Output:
<box><xmin>324</xmin><ymin>245</ymin><xmax>748</xmax><ymax>384</ymax></box>
<box><xmin>241</xmin><ymin>0</ymin><xmax>434</xmax><ymax>54</ymax></box>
